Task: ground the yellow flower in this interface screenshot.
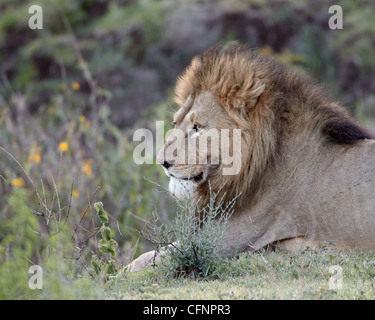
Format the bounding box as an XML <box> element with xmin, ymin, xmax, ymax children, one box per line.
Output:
<box><xmin>28</xmin><ymin>141</ymin><xmax>42</xmax><ymax>164</ymax></box>
<box><xmin>12</xmin><ymin>178</ymin><xmax>26</xmax><ymax>188</ymax></box>
<box><xmin>58</xmin><ymin>141</ymin><xmax>69</xmax><ymax>152</ymax></box>
<box><xmin>72</xmin><ymin>82</ymin><xmax>80</xmax><ymax>91</ymax></box>
<box><xmin>28</xmin><ymin>153</ymin><xmax>41</xmax><ymax>164</ymax></box>
<box><xmin>82</xmin><ymin>159</ymin><xmax>93</xmax><ymax>178</ymax></box>
<box><xmin>72</xmin><ymin>189</ymin><xmax>80</xmax><ymax>198</ymax></box>
<box><xmin>82</xmin><ymin>210</ymin><xmax>88</xmax><ymax>218</ymax></box>
<box><xmin>79</xmin><ymin>115</ymin><xmax>86</xmax><ymax>122</ymax></box>
<box><xmin>85</xmin><ymin>120</ymin><xmax>91</xmax><ymax>128</ymax></box>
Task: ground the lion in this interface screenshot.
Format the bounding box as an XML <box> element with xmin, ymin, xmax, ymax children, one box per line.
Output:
<box><xmin>128</xmin><ymin>44</ymin><xmax>375</xmax><ymax>272</ymax></box>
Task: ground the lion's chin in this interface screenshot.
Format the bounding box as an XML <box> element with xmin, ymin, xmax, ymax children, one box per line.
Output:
<box><xmin>168</xmin><ymin>177</ymin><xmax>197</xmax><ymax>200</ymax></box>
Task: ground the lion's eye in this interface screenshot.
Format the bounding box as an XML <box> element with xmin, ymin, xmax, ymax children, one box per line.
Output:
<box><xmin>192</xmin><ymin>124</ymin><xmax>200</xmax><ymax>132</ymax></box>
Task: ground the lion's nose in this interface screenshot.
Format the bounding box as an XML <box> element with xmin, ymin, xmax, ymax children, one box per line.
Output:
<box><xmin>162</xmin><ymin>160</ymin><xmax>173</xmax><ymax>169</ymax></box>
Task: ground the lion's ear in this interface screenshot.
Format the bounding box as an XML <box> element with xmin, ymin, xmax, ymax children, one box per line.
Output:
<box><xmin>227</xmin><ymin>78</ymin><xmax>265</xmax><ymax>111</ymax></box>
<box><xmin>227</xmin><ymin>84</ymin><xmax>242</xmax><ymax>109</ymax></box>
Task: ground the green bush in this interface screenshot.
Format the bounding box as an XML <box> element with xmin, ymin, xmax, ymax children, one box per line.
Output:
<box><xmin>140</xmin><ymin>184</ymin><xmax>240</xmax><ymax>279</ymax></box>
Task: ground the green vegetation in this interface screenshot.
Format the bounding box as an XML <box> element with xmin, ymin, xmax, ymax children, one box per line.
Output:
<box><xmin>91</xmin><ymin>202</ymin><xmax>119</xmax><ymax>279</ymax></box>
<box><xmin>117</xmin><ymin>248</ymin><xmax>375</xmax><ymax>300</ymax></box>
<box><xmin>1</xmin><ymin>0</ymin><xmax>375</xmax><ymax>299</ymax></box>
<box><xmin>140</xmin><ymin>185</ymin><xmax>239</xmax><ymax>279</ymax></box>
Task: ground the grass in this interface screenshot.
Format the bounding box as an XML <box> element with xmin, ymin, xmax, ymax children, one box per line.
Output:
<box><xmin>104</xmin><ymin>247</ymin><xmax>375</xmax><ymax>300</ymax></box>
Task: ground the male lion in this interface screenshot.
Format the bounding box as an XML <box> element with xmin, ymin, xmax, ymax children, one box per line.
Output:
<box><xmin>128</xmin><ymin>44</ymin><xmax>375</xmax><ymax>272</ymax></box>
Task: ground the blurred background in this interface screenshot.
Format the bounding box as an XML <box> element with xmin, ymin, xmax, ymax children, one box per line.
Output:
<box><xmin>0</xmin><ymin>0</ymin><xmax>375</xmax><ymax>293</ymax></box>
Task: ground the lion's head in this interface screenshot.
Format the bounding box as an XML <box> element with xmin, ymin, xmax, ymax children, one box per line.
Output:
<box><xmin>157</xmin><ymin>44</ymin><xmax>373</xmax><ymax>209</ymax></box>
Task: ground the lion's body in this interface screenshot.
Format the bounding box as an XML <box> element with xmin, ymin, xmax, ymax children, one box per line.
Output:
<box><xmin>222</xmin><ymin>138</ymin><xmax>375</xmax><ymax>256</ymax></box>
<box><xmin>128</xmin><ymin>45</ymin><xmax>375</xmax><ymax>272</ymax></box>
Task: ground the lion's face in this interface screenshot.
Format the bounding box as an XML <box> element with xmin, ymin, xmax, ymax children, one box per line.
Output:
<box><xmin>157</xmin><ymin>91</ymin><xmax>242</xmax><ymax>200</ymax></box>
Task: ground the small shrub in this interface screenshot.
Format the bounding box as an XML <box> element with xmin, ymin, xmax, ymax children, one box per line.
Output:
<box><xmin>140</xmin><ymin>183</ymin><xmax>240</xmax><ymax>279</ymax></box>
<box><xmin>91</xmin><ymin>202</ymin><xmax>119</xmax><ymax>280</ymax></box>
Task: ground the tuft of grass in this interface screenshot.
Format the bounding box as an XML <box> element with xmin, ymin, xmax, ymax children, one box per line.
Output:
<box><xmin>139</xmin><ymin>183</ymin><xmax>240</xmax><ymax>279</ymax></box>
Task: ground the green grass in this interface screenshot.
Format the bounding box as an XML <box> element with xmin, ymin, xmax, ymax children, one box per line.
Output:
<box><xmin>3</xmin><ymin>208</ymin><xmax>375</xmax><ymax>300</ymax></box>
<box><xmin>46</xmin><ymin>247</ymin><xmax>373</xmax><ymax>300</ymax></box>
<box><xmin>110</xmin><ymin>248</ymin><xmax>375</xmax><ymax>300</ymax></box>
